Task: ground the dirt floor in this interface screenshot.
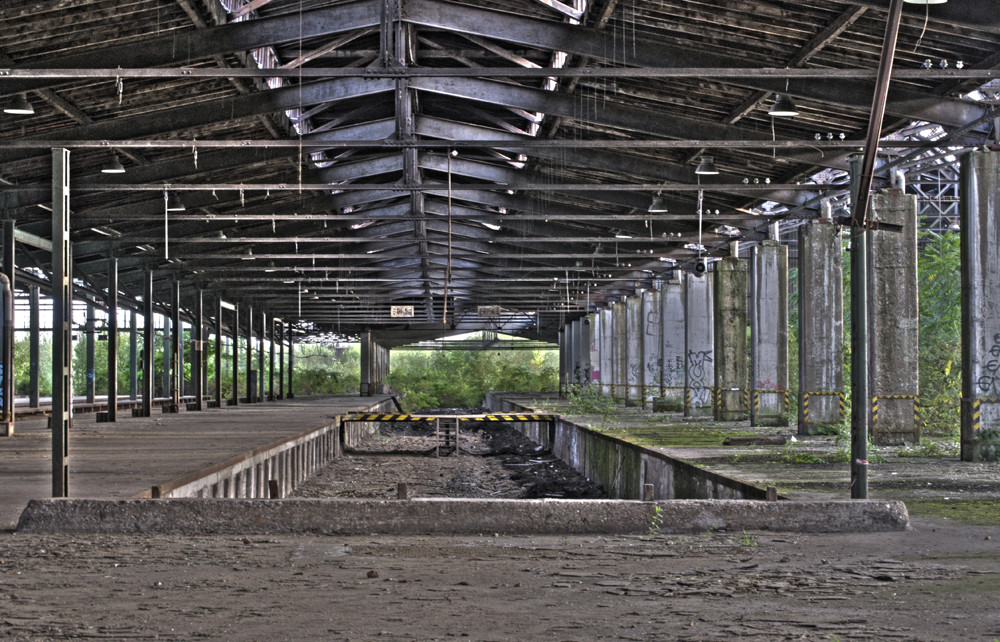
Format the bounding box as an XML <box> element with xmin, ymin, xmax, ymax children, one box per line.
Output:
<box><xmin>3</xmin><ymin>413</ymin><xmax>1000</xmax><ymax>640</ymax></box>
<box><xmin>292</xmin><ymin>416</ymin><xmax>606</xmax><ymax>500</ymax></box>
<box><xmin>1</xmin><ymin>518</ymin><xmax>998</xmax><ymax>640</ymax></box>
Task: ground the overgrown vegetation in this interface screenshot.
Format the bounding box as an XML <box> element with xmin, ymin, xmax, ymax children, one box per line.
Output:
<box><xmin>387</xmin><ymin>346</ymin><xmax>557</xmax><ymax>410</ymax></box>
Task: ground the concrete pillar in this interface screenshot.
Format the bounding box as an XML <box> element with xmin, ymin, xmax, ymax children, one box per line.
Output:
<box><xmin>588</xmin><ymin>312</ymin><xmax>600</xmax><ymax>386</ymax></box>
<box><xmin>579</xmin><ymin>317</ymin><xmax>593</xmax><ymax>385</ymax></box>
<box><xmin>714</xmin><ymin>256</ymin><xmax>749</xmax><ymax>421</ymax></box>
<box><xmin>657</xmin><ymin>274</ymin><xmax>685</xmax><ymax>412</ymax></box>
<box><xmin>29</xmin><ymin>286</ymin><xmax>39</xmax><ymax>408</ymax></box>
<box><xmin>599</xmin><ymin>308</ymin><xmax>613</xmax><ymax>396</ymax></box>
<box><xmin>684</xmin><ymin>272</ymin><xmax>714</xmax><ymax>417</ymax></box>
<box><xmin>750</xmin><ymin>241</ymin><xmax>789</xmax><ymax>426</ymax></box>
<box><xmin>798</xmin><ymin>219</ymin><xmax>844</xmax><ymax>433</ymax></box>
<box><xmin>106</xmin><ymin>257</ymin><xmax>118</xmax><ymax>421</ymax></box>
<box><xmin>85</xmin><ymin>298</ymin><xmax>96</xmax><ymax>404</ymax></box>
<box><xmin>641</xmin><ymin>290</ymin><xmax>661</xmax><ymax>408</ymax></box>
<box><xmin>567</xmin><ymin>321</ymin><xmax>578</xmax><ymax>388</ymax></box>
<box><xmin>361</xmin><ymin>331</ymin><xmax>390</xmax><ymax>396</ymax></box>
<box><xmin>961</xmin><ymin>150</ymin><xmax>1000</xmax><ymax>461</ymax></box>
<box><xmin>868</xmin><ymin>191</ymin><xmax>919</xmax><ymax>445</ymax></box>
<box><xmin>625</xmin><ymin>296</ymin><xmax>643</xmax><ymax>406</ymax></box>
<box><xmin>612</xmin><ymin>302</ymin><xmax>627</xmax><ymax>402</ymax></box>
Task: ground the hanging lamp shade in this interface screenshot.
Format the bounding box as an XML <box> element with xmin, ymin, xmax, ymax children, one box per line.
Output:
<box><xmin>4</xmin><ymin>93</ymin><xmax>34</xmax><ymax>115</ymax></box>
<box><xmin>768</xmin><ymin>93</ymin><xmax>799</xmax><ymax>117</ymax></box>
<box><xmin>694</xmin><ymin>156</ymin><xmax>719</xmax><ymax>175</ymax></box>
<box><xmin>648</xmin><ymin>195</ymin><xmax>668</xmax><ymax>213</ymax></box>
<box><xmin>903</xmin><ymin>0</ymin><xmax>946</xmax><ymax>4</ymax></box>
<box><xmin>166</xmin><ymin>192</ymin><xmax>186</xmax><ymax>211</ymax></box>
<box><xmin>101</xmin><ymin>154</ymin><xmax>126</xmax><ymax>174</ymax></box>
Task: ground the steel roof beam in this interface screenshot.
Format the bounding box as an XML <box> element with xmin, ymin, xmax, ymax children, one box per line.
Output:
<box><xmin>402</xmin><ymin>0</ymin><xmax>987</xmax><ymax>128</ymax></box>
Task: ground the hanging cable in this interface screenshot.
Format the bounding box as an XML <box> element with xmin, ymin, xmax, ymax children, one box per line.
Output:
<box><xmin>163</xmin><ymin>189</ymin><xmax>169</xmax><ymax>259</ymax></box>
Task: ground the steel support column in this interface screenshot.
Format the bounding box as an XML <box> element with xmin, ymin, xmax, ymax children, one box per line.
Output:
<box><xmin>51</xmin><ymin>148</ymin><xmax>71</xmax><ymax>496</ymax></box>
<box><xmin>29</xmin><ymin>286</ymin><xmax>39</xmax><ymax>408</ymax></box>
<box><xmin>129</xmin><ymin>309</ymin><xmax>137</xmax><ymax>401</ymax></box>
<box><xmin>85</xmin><ymin>298</ymin><xmax>96</xmax><ymax>404</ymax></box>
<box><xmin>231</xmin><ymin>303</ymin><xmax>239</xmax><ymax>406</ymax></box>
<box><xmin>193</xmin><ymin>289</ymin><xmax>204</xmax><ymax>411</ymax></box>
<box><xmin>258</xmin><ymin>311</ymin><xmax>265</xmax><ymax>403</ymax></box>
<box><xmin>278</xmin><ymin>320</ymin><xmax>285</xmax><ymax>400</ymax></box>
<box><xmin>2</xmin><ymin>220</ymin><xmax>13</xmax><ymax>435</ymax></box>
<box><xmin>214</xmin><ymin>296</ymin><xmax>222</xmax><ymax>408</ymax></box>
<box><xmin>141</xmin><ymin>270</ymin><xmax>153</xmax><ymax>417</ymax></box>
<box><xmin>268</xmin><ymin>315</ymin><xmax>275</xmax><ymax>401</ymax></box>
<box><xmin>849</xmin><ymin>156</ymin><xmax>869</xmax><ymax>499</ymax></box>
<box><xmin>287</xmin><ymin>325</ymin><xmax>295</xmax><ymax>398</ymax></box>
<box><xmin>106</xmin><ymin>257</ymin><xmax>118</xmax><ymax>422</ymax></box>
<box><xmin>246</xmin><ymin>306</ymin><xmax>254</xmax><ymax>402</ymax></box>
<box><xmin>171</xmin><ymin>282</ymin><xmax>181</xmax><ymax>411</ymax></box>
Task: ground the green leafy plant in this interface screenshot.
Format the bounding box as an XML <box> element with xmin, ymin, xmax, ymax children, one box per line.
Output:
<box><xmin>648</xmin><ymin>505</ymin><xmax>664</xmax><ymax>537</ymax></box>
<box><xmin>740</xmin><ymin>529</ymin><xmax>758</xmax><ymax>547</ymax></box>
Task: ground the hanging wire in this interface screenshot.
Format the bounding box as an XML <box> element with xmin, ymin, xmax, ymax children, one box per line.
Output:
<box><xmin>163</xmin><ymin>189</ymin><xmax>169</xmax><ymax>259</ymax></box>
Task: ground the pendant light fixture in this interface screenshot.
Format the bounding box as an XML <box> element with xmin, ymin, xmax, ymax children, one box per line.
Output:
<box><xmin>768</xmin><ymin>93</ymin><xmax>799</xmax><ymax>117</ymax></box>
<box><xmin>166</xmin><ymin>192</ymin><xmax>186</xmax><ymax>212</ymax></box>
<box><xmin>648</xmin><ymin>193</ymin><xmax>668</xmax><ymax>213</ymax></box>
<box><xmin>3</xmin><ymin>93</ymin><xmax>34</xmax><ymax>115</ymax></box>
<box><xmin>694</xmin><ymin>156</ymin><xmax>719</xmax><ymax>175</ymax></box>
<box><xmin>101</xmin><ymin>154</ymin><xmax>126</xmax><ymax>174</ymax></box>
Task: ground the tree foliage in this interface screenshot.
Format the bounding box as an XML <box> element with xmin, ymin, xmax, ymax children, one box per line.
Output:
<box><xmin>387</xmin><ymin>348</ymin><xmax>558</xmax><ymax>410</ymax></box>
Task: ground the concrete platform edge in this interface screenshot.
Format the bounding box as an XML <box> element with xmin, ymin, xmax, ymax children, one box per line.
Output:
<box><xmin>15</xmin><ymin>498</ymin><xmax>909</xmax><ymax>535</ymax></box>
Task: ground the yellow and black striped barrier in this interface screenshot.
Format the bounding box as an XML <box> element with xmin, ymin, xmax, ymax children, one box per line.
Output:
<box><xmin>802</xmin><ymin>391</ymin><xmax>845</xmax><ymax>423</ymax></box>
<box><xmin>343</xmin><ymin>413</ymin><xmax>554</xmax><ymax>423</ymax></box>
<box><xmin>871</xmin><ymin>394</ymin><xmax>921</xmax><ymax>432</ymax></box>
<box><xmin>751</xmin><ymin>389</ymin><xmax>790</xmax><ymax>414</ymax></box>
<box><xmin>969</xmin><ymin>398</ymin><xmax>1000</xmax><ymax>434</ymax></box>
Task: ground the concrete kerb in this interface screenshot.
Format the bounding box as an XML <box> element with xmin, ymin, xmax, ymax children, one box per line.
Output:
<box><xmin>15</xmin><ymin>498</ymin><xmax>910</xmax><ymax>535</ymax></box>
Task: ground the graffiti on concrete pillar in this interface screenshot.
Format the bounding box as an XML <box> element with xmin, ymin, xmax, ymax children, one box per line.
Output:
<box><xmin>687</xmin><ymin>350</ymin><xmax>713</xmax><ymax>406</ymax></box>
<box><xmin>977</xmin><ymin>333</ymin><xmax>1000</xmax><ymax>396</ymax></box>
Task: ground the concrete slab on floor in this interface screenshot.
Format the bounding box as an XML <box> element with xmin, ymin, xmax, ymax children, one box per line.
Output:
<box><xmin>0</xmin><ymin>395</ymin><xmax>393</xmax><ymax>529</ymax></box>
<box><xmin>15</xmin><ymin>497</ymin><xmax>910</xmax><ymax>535</ymax></box>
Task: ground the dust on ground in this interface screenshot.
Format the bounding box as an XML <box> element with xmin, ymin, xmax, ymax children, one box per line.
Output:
<box><xmin>293</xmin><ymin>411</ymin><xmax>606</xmax><ymax>500</ymax></box>
<box><xmin>1</xmin><ymin>518</ymin><xmax>998</xmax><ymax>640</ymax></box>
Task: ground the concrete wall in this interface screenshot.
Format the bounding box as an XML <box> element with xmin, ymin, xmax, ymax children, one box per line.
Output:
<box><xmin>868</xmin><ymin>191</ymin><xmax>920</xmax><ymax>445</ymax></box>
<box><xmin>485</xmin><ymin>394</ymin><xmax>767</xmax><ymax>501</ymax></box>
<box><xmin>149</xmin><ymin>398</ymin><xmax>395</xmax><ymax>499</ymax></box>
<box><xmin>961</xmin><ymin>150</ymin><xmax>1000</xmax><ymax>461</ymax></box>
<box><xmin>798</xmin><ymin>218</ymin><xmax>844</xmax><ymax>433</ymax></box>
